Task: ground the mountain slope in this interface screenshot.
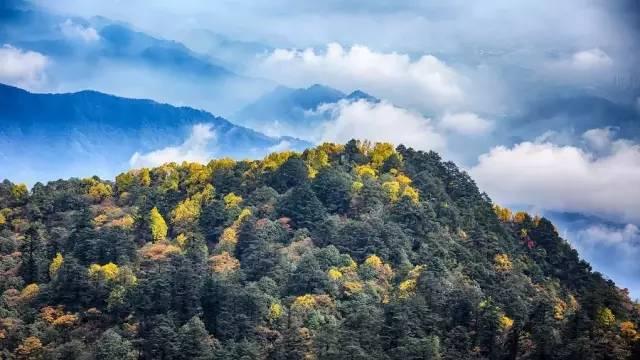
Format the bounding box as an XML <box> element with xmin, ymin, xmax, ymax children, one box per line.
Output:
<box><xmin>233</xmin><ymin>84</ymin><xmax>378</xmax><ymax>139</ymax></box>
<box><xmin>0</xmin><ymin>140</ymin><xmax>637</xmax><ymax>359</ymax></box>
<box><xmin>0</xmin><ymin>83</ymin><xmax>309</xmax><ymax>184</ymax></box>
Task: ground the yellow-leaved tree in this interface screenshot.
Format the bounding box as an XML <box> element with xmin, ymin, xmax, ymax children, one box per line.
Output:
<box><xmin>370</xmin><ymin>142</ymin><xmax>396</xmax><ymax>168</ymax></box>
<box><xmin>49</xmin><ymin>252</ymin><xmax>64</xmax><ymax>278</ymax></box>
<box><xmin>87</xmin><ymin>182</ymin><xmax>113</xmax><ymax>202</ymax></box>
<box><xmin>223</xmin><ymin>192</ymin><xmax>243</xmax><ymax>209</ymax></box>
<box><xmin>597</xmin><ymin>307</ymin><xmax>616</xmax><ymax>327</ymax></box>
<box><xmin>171</xmin><ymin>197</ymin><xmax>201</xmax><ymax>226</ymax></box>
<box><xmin>493</xmin><ymin>205</ymin><xmax>513</xmax><ymax>222</ymax></box>
<box><xmin>11</xmin><ymin>183</ymin><xmax>28</xmax><ymax>201</ymax></box>
<box><xmin>149</xmin><ymin>207</ymin><xmax>168</xmax><ymax>242</ymax></box>
<box><xmin>494</xmin><ymin>253</ymin><xmax>513</xmax><ymax>272</ymax></box>
<box><xmin>88</xmin><ymin>262</ymin><xmax>120</xmax><ymax>281</ymax></box>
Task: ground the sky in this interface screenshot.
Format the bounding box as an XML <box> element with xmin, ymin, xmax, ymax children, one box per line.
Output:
<box><xmin>1</xmin><ymin>0</ymin><xmax>639</xmax><ymax>297</ymax></box>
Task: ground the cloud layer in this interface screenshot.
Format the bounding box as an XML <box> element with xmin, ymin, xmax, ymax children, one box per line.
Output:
<box><xmin>315</xmin><ymin>100</ymin><xmax>446</xmax><ymax>151</ymax></box>
<box><xmin>0</xmin><ymin>45</ymin><xmax>48</xmax><ymax>90</ymax></box>
<box><xmin>571</xmin><ymin>48</ymin><xmax>613</xmax><ymax>70</ymax></box>
<box><xmin>60</xmin><ymin>19</ymin><xmax>100</xmax><ymax>42</ymax></box>
<box><xmin>129</xmin><ymin>124</ymin><xmax>216</xmax><ymax>168</ymax></box>
<box><xmin>258</xmin><ymin>43</ymin><xmax>464</xmax><ymax>110</ymax></box>
<box><xmin>470</xmin><ymin>129</ymin><xmax>640</xmax><ymax>223</ymax></box>
<box><xmin>439</xmin><ymin>112</ymin><xmax>493</xmax><ymax>136</ymax></box>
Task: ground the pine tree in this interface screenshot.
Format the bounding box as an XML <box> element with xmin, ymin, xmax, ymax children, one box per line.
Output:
<box><xmin>178</xmin><ymin>316</ymin><xmax>215</xmax><ymax>360</ymax></box>
<box><xmin>20</xmin><ymin>225</ymin><xmax>47</xmax><ymax>284</ymax></box>
<box><xmin>95</xmin><ymin>329</ymin><xmax>137</xmax><ymax>360</ymax></box>
<box><xmin>277</xmin><ymin>184</ymin><xmax>326</xmax><ymax>231</ymax></box>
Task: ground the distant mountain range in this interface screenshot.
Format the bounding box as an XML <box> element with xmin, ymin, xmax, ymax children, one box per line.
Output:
<box><xmin>0</xmin><ymin>83</ymin><xmax>310</xmax><ymax>184</ymax></box>
<box><xmin>233</xmin><ymin>84</ymin><xmax>378</xmax><ymax>139</ymax></box>
<box><xmin>0</xmin><ymin>1</ymin><xmax>271</xmax><ymax>115</ymax></box>
<box><xmin>502</xmin><ymin>95</ymin><xmax>640</xmax><ymax>144</ymax></box>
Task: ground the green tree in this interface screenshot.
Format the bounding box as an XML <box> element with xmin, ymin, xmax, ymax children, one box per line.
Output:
<box><xmin>312</xmin><ymin>167</ymin><xmax>352</xmax><ymax>214</ymax></box>
<box><xmin>268</xmin><ymin>156</ymin><xmax>309</xmax><ymax>193</ymax></box>
<box><xmin>178</xmin><ymin>316</ymin><xmax>215</xmax><ymax>360</ymax></box>
<box><xmin>277</xmin><ymin>184</ymin><xmax>326</xmax><ymax>231</ymax></box>
<box><xmin>20</xmin><ymin>225</ymin><xmax>47</xmax><ymax>284</ymax></box>
<box><xmin>142</xmin><ymin>315</ymin><xmax>181</xmax><ymax>360</ymax></box>
<box><xmin>95</xmin><ymin>329</ymin><xmax>137</xmax><ymax>360</ymax></box>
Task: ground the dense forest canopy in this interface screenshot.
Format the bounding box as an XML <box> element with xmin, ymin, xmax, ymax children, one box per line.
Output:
<box><xmin>0</xmin><ymin>140</ymin><xmax>638</xmax><ymax>359</ymax></box>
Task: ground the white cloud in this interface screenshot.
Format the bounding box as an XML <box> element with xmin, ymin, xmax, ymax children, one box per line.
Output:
<box><xmin>571</xmin><ymin>48</ymin><xmax>612</xmax><ymax>70</ymax></box>
<box><xmin>470</xmin><ymin>129</ymin><xmax>640</xmax><ymax>223</ymax></box>
<box><xmin>129</xmin><ymin>124</ymin><xmax>216</xmax><ymax>167</ymax></box>
<box><xmin>582</xmin><ymin>126</ymin><xmax>617</xmax><ymax>152</ymax></box>
<box><xmin>541</xmin><ymin>48</ymin><xmax>615</xmax><ymax>87</ymax></box>
<box><xmin>268</xmin><ymin>140</ymin><xmax>293</xmax><ymax>153</ymax></box>
<box><xmin>60</xmin><ymin>19</ymin><xmax>100</xmax><ymax>42</ymax></box>
<box><xmin>439</xmin><ymin>112</ymin><xmax>493</xmax><ymax>135</ymax></box>
<box><xmin>257</xmin><ymin>43</ymin><xmax>465</xmax><ymax>109</ymax></box>
<box><xmin>0</xmin><ymin>44</ymin><xmax>48</xmax><ymax>90</ymax></box>
<box><xmin>578</xmin><ymin>223</ymin><xmax>639</xmax><ymax>248</ymax></box>
<box><xmin>315</xmin><ymin>99</ymin><xmax>446</xmax><ymax>151</ymax></box>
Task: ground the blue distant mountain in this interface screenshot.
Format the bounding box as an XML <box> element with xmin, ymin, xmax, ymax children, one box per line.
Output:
<box><xmin>0</xmin><ymin>2</ymin><xmax>271</xmax><ymax>115</ymax></box>
<box><xmin>503</xmin><ymin>95</ymin><xmax>640</xmax><ymax>144</ymax></box>
<box><xmin>94</xmin><ymin>22</ymin><xmax>234</xmax><ymax>80</ymax></box>
<box><xmin>0</xmin><ymin>3</ymin><xmax>232</xmax><ymax>80</ymax></box>
<box><xmin>233</xmin><ymin>84</ymin><xmax>378</xmax><ymax>139</ymax></box>
<box><xmin>180</xmin><ymin>28</ymin><xmax>274</xmax><ymax>71</ymax></box>
<box><xmin>0</xmin><ymin>83</ymin><xmax>310</xmax><ymax>184</ymax></box>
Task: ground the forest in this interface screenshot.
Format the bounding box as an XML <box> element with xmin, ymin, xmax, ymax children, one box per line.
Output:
<box><xmin>0</xmin><ymin>140</ymin><xmax>638</xmax><ymax>359</ymax></box>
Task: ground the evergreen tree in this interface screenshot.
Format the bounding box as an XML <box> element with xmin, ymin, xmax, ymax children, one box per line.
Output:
<box><xmin>95</xmin><ymin>329</ymin><xmax>137</xmax><ymax>360</ymax></box>
<box><xmin>277</xmin><ymin>184</ymin><xmax>326</xmax><ymax>231</ymax></box>
<box><xmin>178</xmin><ymin>316</ymin><xmax>215</xmax><ymax>360</ymax></box>
<box><xmin>311</xmin><ymin>167</ymin><xmax>352</xmax><ymax>214</ymax></box>
<box><xmin>20</xmin><ymin>225</ymin><xmax>47</xmax><ymax>284</ymax></box>
<box><xmin>268</xmin><ymin>156</ymin><xmax>309</xmax><ymax>193</ymax></box>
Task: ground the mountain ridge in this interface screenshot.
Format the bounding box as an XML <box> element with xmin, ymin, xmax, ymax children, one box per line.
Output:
<box><xmin>0</xmin><ymin>83</ymin><xmax>310</xmax><ymax>184</ymax></box>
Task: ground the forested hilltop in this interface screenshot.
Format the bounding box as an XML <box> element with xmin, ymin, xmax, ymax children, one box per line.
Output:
<box><xmin>0</xmin><ymin>140</ymin><xmax>638</xmax><ymax>359</ymax></box>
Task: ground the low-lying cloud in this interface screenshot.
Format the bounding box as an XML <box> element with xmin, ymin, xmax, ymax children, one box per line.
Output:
<box><xmin>60</xmin><ymin>19</ymin><xmax>100</xmax><ymax>42</ymax></box>
<box><xmin>316</xmin><ymin>99</ymin><xmax>446</xmax><ymax>151</ymax></box>
<box><xmin>129</xmin><ymin>124</ymin><xmax>216</xmax><ymax>168</ymax></box>
<box><xmin>257</xmin><ymin>43</ymin><xmax>465</xmax><ymax>110</ymax></box>
<box><xmin>470</xmin><ymin>128</ymin><xmax>640</xmax><ymax>223</ymax></box>
<box><xmin>0</xmin><ymin>44</ymin><xmax>49</xmax><ymax>90</ymax></box>
<box><xmin>439</xmin><ymin>112</ymin><xmax>493</xmax><ymax>136</ymax></box>
<box><xmin>571</xmin><ymin>48</ymin><xmax>613</xmax><ymax>70</ymax></box>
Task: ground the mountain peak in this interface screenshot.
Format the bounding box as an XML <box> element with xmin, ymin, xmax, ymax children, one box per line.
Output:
<box><xmin>346</xmin><ymin>89</ymin><xmax>379</xmax><ymax>103</ymax></box>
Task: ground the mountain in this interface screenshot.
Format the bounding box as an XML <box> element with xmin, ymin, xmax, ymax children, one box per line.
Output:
<box><xmin>233</xmin><ymin>84</ymin><xmax>378</xmax><ymax>139</ymax></box>
<box><xmin>0</xmin><ymin>2</ymin><xmax>271</xmax><ymax>115</ymax></box>
<box><xmin>503</xmin><ymin>95</ymin><xmax>640</xmax><ymax>144</ymax></box>
<box><xmin>0</xmin><ymin>140</ymin><xmax>638</xmax><ymax>359</ymax></box>
<box><xmin>0</xmin><ymin>4</ymin><xmax>231</xmax><ymax>80</ymax></box>
<box><xmin>177</xmin><ymin>28</ymin><xmax>274</xmax><ymax>71</ymax></box>
<box><xmin>0</xmin><ymin>83</ymin><xmax>310</xmax><ymax>184</ymax></box>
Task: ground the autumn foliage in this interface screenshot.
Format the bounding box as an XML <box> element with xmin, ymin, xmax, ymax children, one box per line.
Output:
<box><xmin>0</xmin><ymin>140</ymin><xmax>638</xmax><ymax>359</ymax></box>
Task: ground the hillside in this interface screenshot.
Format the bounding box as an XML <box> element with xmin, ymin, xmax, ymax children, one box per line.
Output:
<box><xmin>0</xmin><ymin>140</ymin><xmax>638</xmax><ymax>359</ymax></box>
<box><xmin>0</xmin><ymin>83</ymin><xmax>309</xmax><ymax>184</ymax></box>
